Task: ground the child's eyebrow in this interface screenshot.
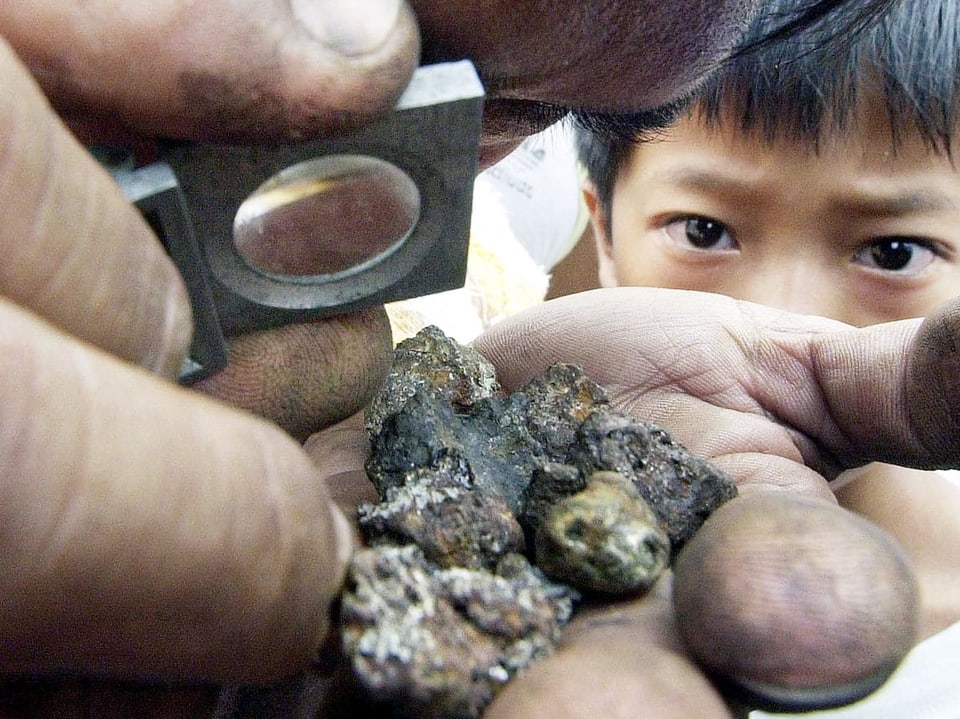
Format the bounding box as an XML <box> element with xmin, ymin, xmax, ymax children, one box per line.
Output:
<box><xmin>833</xmin><ymin>191</ymin><xmax>959</xmax><ymax>218</ymax></box>
<box><xmin>646</xmin><ymin>168</ymin><xmax>757</xmax><ymax>199</ymax></box>
<box><xmin>648</xmin><ymin>168</ymin><xmax>959</xmax><ymax>218</ymax></box>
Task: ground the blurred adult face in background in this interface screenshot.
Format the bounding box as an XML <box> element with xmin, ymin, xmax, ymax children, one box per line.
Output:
<box><xmin>410</xmin><ymin>0</ymin><xmax>764</xmax><ymax>164</ymax></box>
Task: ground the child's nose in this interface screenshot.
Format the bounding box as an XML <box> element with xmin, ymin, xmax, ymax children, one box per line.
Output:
<box><xmin>737</xmin><ymin>262</ymin><xmax>840</xmax><ymax>319</ymax></box>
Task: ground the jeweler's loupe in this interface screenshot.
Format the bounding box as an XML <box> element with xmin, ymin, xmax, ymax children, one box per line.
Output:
<box><xmin>110</xmin><ymin>61</ymin><xmax>484</xmax><ymax>383</ymax></box>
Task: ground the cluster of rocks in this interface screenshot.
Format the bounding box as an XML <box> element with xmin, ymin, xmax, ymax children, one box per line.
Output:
<box><xmin>339</xmin><ymin>326</ymin><xmax>737</xmax><ymax>718</ymax></box>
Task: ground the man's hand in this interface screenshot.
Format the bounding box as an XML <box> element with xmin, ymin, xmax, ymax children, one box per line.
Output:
<box><xmin>0</xmin><ymin>0</ymin><xmax>417</xmax><ymax>692</ymax></box>
<box><xmin>465</xmin><ymin>288</ymin><xmax>954</xmax><ymax>716</ymax></box>
<box><xmin>296</xmin><ymin>288</ymin><xmax>943</xmax><ymax>718</ymax></box>
<box><xmin>306</xmin><ymin>287</ymin><xmax>950</xmax><ymax>718</ymax></box>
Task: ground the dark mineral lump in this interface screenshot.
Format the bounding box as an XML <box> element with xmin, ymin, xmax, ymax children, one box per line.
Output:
<box><xmin>341</xmin><ymin>326</ymin><xmax>737</xmax><ymax>718</ymax></box>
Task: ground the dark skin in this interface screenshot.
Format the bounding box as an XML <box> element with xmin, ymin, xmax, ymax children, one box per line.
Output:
<box><xmin>0</xmin><ymin>1</ymin><xmax>949</xmax><ymax>717</ymax></box>
<box><xmin>409</xmin><ymin>0</ymin><xmax>762</xmax><ymax>164</ymax></box>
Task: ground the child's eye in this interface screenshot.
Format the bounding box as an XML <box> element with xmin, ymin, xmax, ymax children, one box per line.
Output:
<box><xmin>664</xmin><ymin>216</ymin><xmax>737</xmax><ymax>251</ymax></box>
<box><xmin>853</xmin><ymin>238</ymin><xmax>938</xmax><ymax>275</ymax></box>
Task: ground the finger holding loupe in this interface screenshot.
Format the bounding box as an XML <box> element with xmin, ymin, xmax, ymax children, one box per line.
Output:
<box><xmin>110</xmin><ymin>61</ymin><xmax>484</xmax><ymax>382</ymax></box>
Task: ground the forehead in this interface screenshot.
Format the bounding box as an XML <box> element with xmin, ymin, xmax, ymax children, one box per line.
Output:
<box><xmin>632</xmin><ymin>110</ymin><xmax>933</xmax><ymax>169</ymax></box>
<box><xmin>410</xmin><ymin>0</ymin><xmax>763</xmax><ymax>112</ymax></box>
<box><xmin>617</xmin><ymin>104</ymin><xmax>960</xmax><ymax>221</ymax></box>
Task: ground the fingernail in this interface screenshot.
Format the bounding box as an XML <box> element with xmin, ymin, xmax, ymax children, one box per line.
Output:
<box><xmin>153</xmin><ymin>282</ymin><xmax>194</xmax><ymax>377</ymax></box>
<box><xmin>330</xmin><ymin>504</ymin><xmax>357</xmax><ymax>569</ymax></box>
<box><xmin>293</xmin><ymin>0</ymin><xmax>403</xmax><ymax>57</ymax></box>
<box><xmin>141</xmin><ymin>241</ymin><xmax>194</xmax><ymax>378</ymax></box>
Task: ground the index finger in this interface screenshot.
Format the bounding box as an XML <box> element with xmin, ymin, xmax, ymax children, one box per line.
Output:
<box><xmin>0</xmin><ymin>302</ymin><xmax>353</xmax><ymax>683</ymax></box>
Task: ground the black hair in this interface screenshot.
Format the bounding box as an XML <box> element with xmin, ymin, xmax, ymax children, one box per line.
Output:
<box><xmin>698</xmin><ymin>0</ymin><xmax>960</xmax><ymax>150</ymax></box>
<box><xmin>577</xmin><ymin>0</ymin><xmax>960</xmax><ymax>223</ymax></box>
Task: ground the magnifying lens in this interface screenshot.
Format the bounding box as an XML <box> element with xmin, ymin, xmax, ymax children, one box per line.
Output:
<box><xmin>110</xmin><ymin>61</ymin><xmax>484</xmax><ymax>383</ymax></box>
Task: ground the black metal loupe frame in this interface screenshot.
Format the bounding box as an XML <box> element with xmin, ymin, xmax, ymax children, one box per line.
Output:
<box><xmin>110</xmin><ymin>61</ymin><xmax>485</xmax><ymax>383</ymax></box>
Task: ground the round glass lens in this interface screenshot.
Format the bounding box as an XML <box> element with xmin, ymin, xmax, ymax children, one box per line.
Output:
<box><xmin>234</xmin><ymin>155</ymin><xmax>420</xmax><ymax>277</ymax></box>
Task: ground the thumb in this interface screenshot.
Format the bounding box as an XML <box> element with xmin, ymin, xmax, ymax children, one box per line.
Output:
<box><xmin>673</xmin><ymin>493</ymin><xmax>918</xmax><ymax>711</ymax></box>
<box><xmin>904</xmin><ymin>297</ymin><xmax>960</xmax><ymax>466</ymax></box>
<box><xmin>0</xmin><ymin>0</ymin><xmax>420</xmax><ymax>142</ymax></box>
<box><xmin>193</xmin><ymin>309</ymin><xmax>393</xmax><ymax>442</ymax></box>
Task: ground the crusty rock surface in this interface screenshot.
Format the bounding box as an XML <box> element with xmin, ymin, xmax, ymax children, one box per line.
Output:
<box><xmin>341</xmin><ymin>327</ymin><xmax>737</xmax><ymax>718</ymax></box>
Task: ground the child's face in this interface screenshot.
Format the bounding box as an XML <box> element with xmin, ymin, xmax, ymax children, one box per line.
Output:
<box><xmin>588</xmin><ymin>104</ymin><xmax>960</xmax><ymax>326</ymax></box>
